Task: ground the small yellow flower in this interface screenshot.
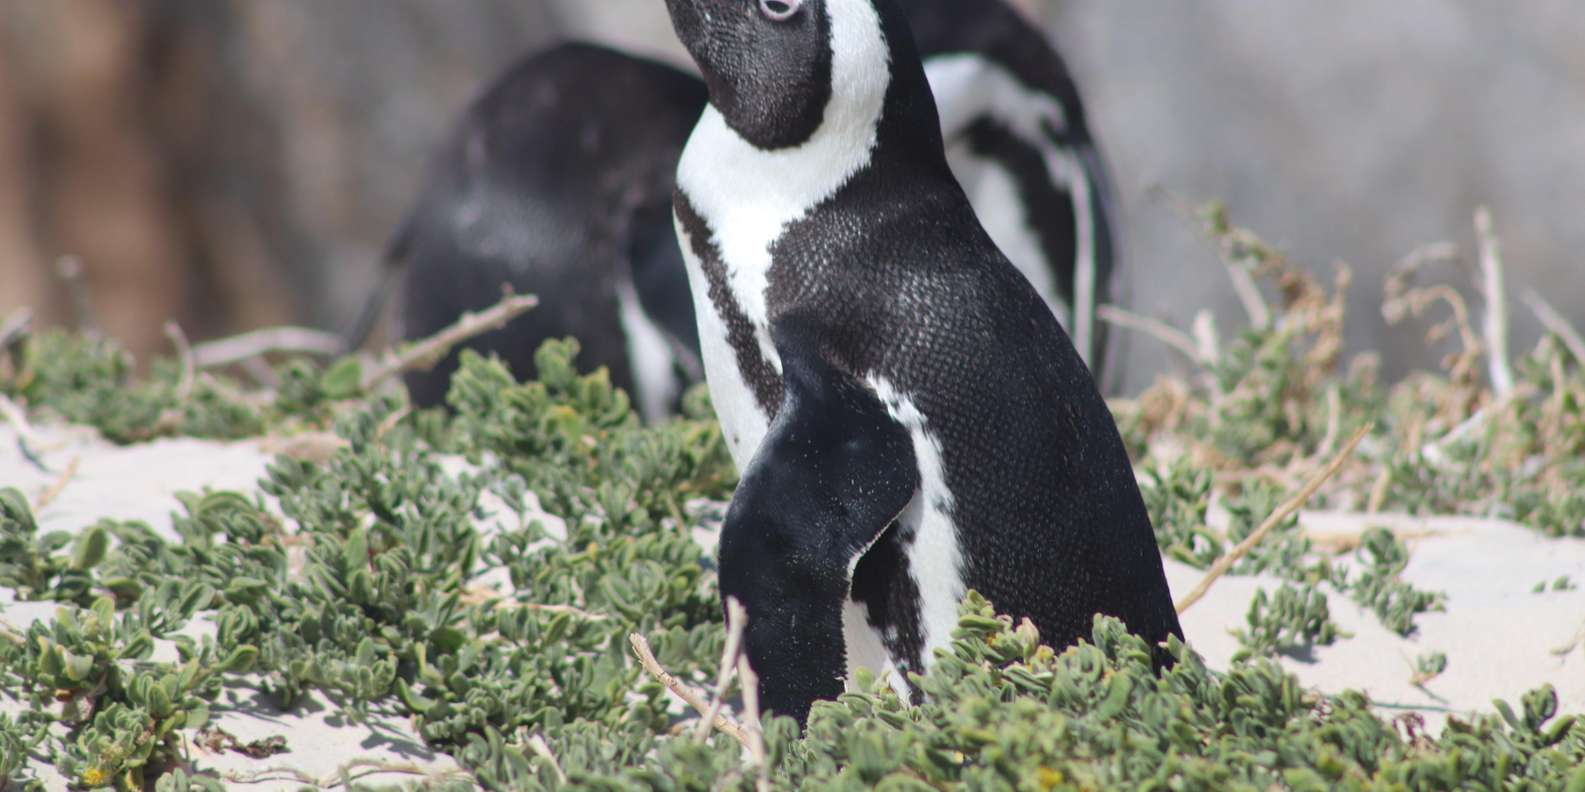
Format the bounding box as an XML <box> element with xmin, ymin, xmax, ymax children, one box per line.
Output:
<box><xmin>81</xmin><ymin>767</ymin><xmax>108</xmax><ymax>787</ymax></box>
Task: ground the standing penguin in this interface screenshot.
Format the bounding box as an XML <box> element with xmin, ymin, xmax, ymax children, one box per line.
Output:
<box><xmin>665</xmin><ymin>0</ymin><xmax>1181</xmax><ymax>726</ymax></box>
<box><xmin>366</xmin><ymin>1</ymin><xmax>1118</xmax><ymax>416</ymax></box>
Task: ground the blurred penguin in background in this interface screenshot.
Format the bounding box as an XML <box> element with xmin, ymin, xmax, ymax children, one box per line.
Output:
<box><xmin>363</xmin><ymin>0</ymin><xmax>1118</xmax><ymax>417</ymax></box>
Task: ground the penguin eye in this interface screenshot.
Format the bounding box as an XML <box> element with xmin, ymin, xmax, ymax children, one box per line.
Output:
<box><xmin>758</xmin><ymin>0</ymin><xmax>802</xmax><ymax>22</ymax></box>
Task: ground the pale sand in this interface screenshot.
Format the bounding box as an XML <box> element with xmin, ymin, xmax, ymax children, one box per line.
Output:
<box><xmin>3</xmin><ymin>425</ymin><xmax>1583</xmax><ymax>788</ymax></box>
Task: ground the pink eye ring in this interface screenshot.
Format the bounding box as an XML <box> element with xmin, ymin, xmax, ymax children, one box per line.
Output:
<box><xmin>759</xmin><ymin>0</ymin><xmax>802</xmax><ymax>22</ymax></box>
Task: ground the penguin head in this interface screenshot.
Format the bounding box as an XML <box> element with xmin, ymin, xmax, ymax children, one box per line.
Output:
<box><xmin>665</xmin><ymin>0</ymin><xmax>931</xmax><ymax>152</ymax></box>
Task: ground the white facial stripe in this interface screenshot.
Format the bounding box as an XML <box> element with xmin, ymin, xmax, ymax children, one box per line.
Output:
<box><xmin>866</xmin><ymin>375</ymin><xmax>963</xmax><ymax>672</ymax></box>
<box><xmin>614</xmin><ymin>280</ymin><xmax>681</xmax><ymax>424</ymax></box>
<box><xmin>676</xmin><ymin>0</ymin><xmax>893</xmax><ymax>470</ymax></box>
<box><xmin>924</xmin><ymin>53</ymin><xmax>1100</xmax><ymax>366</ymax></box>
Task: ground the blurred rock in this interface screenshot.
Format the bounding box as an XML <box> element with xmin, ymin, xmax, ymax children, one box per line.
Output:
<box><xmin>0</xmin><ymin>0</ymin><xmax>555</xmax><ymax>357</ymax></box>
<box><xmin>1039</xmin><ymin>1</ymin><xmax>1585</xmax><ymax>387</ymax></box>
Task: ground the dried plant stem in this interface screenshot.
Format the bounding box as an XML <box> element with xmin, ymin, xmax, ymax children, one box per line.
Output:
<box><xmin>1225</xmin><ymin>262</ymin><xmax>1271</xmax><ymax>330</ymax></box>
<box><xmin>373</xmin><ymin>406</ymin><xmax>411</xmax><ymax>443</ymax></box>
<box><xmin>0</xmin><ymin>393</ymin><xmax>49</xmax><ymax>470</ymax></box>
<box><xmin>33</xmin><ymin>455</ymin><xmax>80</xmax><ymax>511</ymax></box>
<box><xmin>695</xmin><ymin>598</ymin><xmax>749</xmax><ymax>741</ymax></box>
<box><xmin>190</xmin><ymin>326</ymin><xmax>345</xmax><ymax>369</ymax></box>
<box><xmin>1316</xmin><ymin>384</ymin><xmax>1343</xmax><ymax>460</ymax></box>
<box><xmin>361</xmin><ymin>291</ymin><xmax>539</xmax><ymax>392</ymax></box>
<box><xmin>1420</xmin><ymin>385</ymin><xmax>1532</xmax><ymax>467</ymax></box>
<box><xmin>1551</xmin><ymin>622</ymin><xmax>1585</xmax><ymax>658</ymax></box>
<box><xmin>1474</xmin><ymin>208</ymin><xmax>1513</xmax><ymax>396</ymax></box>
<box><xmin>526</xmin><ymin>734</ymin><xmax>567</xmax><ymax>784</ymax></box>
<box><xmin>164</xmin><ymin>321</ymin><xmax>195</xmax><ymax>402</ymax></box>
<box><xmin>629</xmin><ymin>632</ymin><xmax>753</xmax><ymax>749</ymax></box>
<box><xmin>218</xmin><ymin>758</ymin><xmax>470</xmax><ymax>787</ymax></box>
<box><xmin>1522</xmin><ymin>289</ymin><xmax>1585</xmax><ymax>368</ymax></box>
<box><xmin>1176</xmin><ymin>425</ymin><xmax>1371</xmax><ymax>615</ymax></box>
<box><xmin>498</xmin><ymin>600</ymin><xmax>608</xmax><ymax>621</ymax></box>
<box><xmin>1097</xmin><ymin>304</ymin><xmax>1205</xmax><ymax>364</ymax></box>
<box><xmin>735</xmin><ymin>631</ymin><xmax>771</xmax><ymax>791</ymax></box>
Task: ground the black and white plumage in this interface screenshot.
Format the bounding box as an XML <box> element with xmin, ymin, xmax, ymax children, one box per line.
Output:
<box><xmin>365</xmin><ymin>44</ymin><xmax>707</xmax><ymax>418</ymax></box>
<box><xmin>368</xmin><ymin>1</ymin><xmax>1117</xmax><ymax>416</ymax></box>
<box><xmin>665</xmin><ymin>0</ymin><xmax>1180</xmax><ymax>727</ymax></box>
<box><xmin>909</xmin><ymin>0</ymin><xmax>1116</xmax><ymax>381</ymax></box>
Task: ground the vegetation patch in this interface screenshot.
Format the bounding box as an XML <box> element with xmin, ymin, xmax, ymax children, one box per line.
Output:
<box><xmin>2</xmin><ymin>209</ymin><xmax>1583</xmax><ymax>789</ymax></box>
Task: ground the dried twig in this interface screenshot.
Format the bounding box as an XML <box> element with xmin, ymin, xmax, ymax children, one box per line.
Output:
<box><xmin>1176</xmin><ymin>425</ymin><xmax>1371</xmax><ymax>615</ymax></box>
<box><xmin>628</xmin><ymin>632</ymin><xmax>753</xmax><ymax>749</ymax></box>
<box><xmin>373</xmin><ymin>406</ymin><xmax>411</xmax><ymax>443</ymax></box>
<box><xmin>1551</xmin><ymin>622</ymin><xmax>1585</xmax><ymax>658</ymax></box>
<box><xmin>1419</xmin><ymin>382</ymin><xmax>1534</xmax><ymax>467</ymax></box>
<box><xmin>1474</xmin><ymin>208</ymin><xmax>1513</xmax><ymax>396</ymax></box>
<box><xmin>526</xmin><ymin>734</ymin><xmax>567</xmax><ymax>784</ymax></box>
<box><xmin>732</xmin><ymin>605</ymin><xmax>770</xmax><ymax>792</ymax></box>
<box><xmin>0</xmin><ymin>394</ymin><xmax>50</xmax><ymax>471</ymax></box>
<box><xmin>694</xmin><ymin>597</ymin><xmax>749</xmax><ymax>741</ymax></box>
<box><xmin>0</xmin><ymin>619</ymin><xmax>24</xmax><ymax>646</ymax></box>
<box><xmin>1097</xmin><ymin>305</ymin><xmax>1205</xmax><ymax>365</ymax></box>
<box><xmin>1522</xmin><ymin>289</ymin><xmax>1585</xmax><ymax>368</ymax></box>
<box><xmin>217</xmin><ymin>758</ymin><xmax>469</xmax><ymax>787</ymax></box>
<box><xmin>190</xmin><ymin>326</ymin><xmax>345</xmax><ymax>369</ymax></box>
<box><xmin>1225</xmin><ymin>261</ymin><xmax>1271</xmax><ymax>330</ymax></box>
<box><xmin>1316</xmin><ymin>384</ymin><xmax>1343</xmax><ymax>461</ymax></box>
<box><xmin>479</xmin><ymin>597</ymin><xmax>609</xmax><ymax>621</ymax></box>
<box><xmin>164</xmin><ymin>321</ymin><xmax>195</xmax><ymax>402</ymax></box>
<box><xmin>1191</xmin><ymin>310</ymin><xmax>1220</xmax><ymax>365</ymax></box>
<box><xmin>33</xmin><ymin>456</ymin><xmax>81</xmax><ymax>511</ymax></box>
<box><xmin>361</xmin><ymin>291</ymin><xmax>538</xmax><ymax>392</ymax></box>
<box><xmin>258</xmin><ymin>432</ymin><xmax>349</xmax><ymax>464</ymax></box>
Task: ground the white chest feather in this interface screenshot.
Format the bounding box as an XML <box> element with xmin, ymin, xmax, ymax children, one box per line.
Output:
<box><xmin>672</xmin><ymin>0</ymin><xmax>891</xmax><ymax>469</ymax></box>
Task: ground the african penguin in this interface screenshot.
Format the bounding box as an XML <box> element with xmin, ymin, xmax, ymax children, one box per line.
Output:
<box><xmin>357</xmin><ymin>44</ymin><xmax>707</xmax><ymax>419</ymax></box>
<box><xmin>665</xmin><ymin>0</ymin><xmax>1181</xmax><ymax>726</ymax></box>
<box><xmin>364</xmin><ymin>2</ymin><xmax>1117</xmax><ymax>417</ymax></box>
<box><xmin>908</xmin><ymin>0</ymin><xmax>1117</xmax><ymax>384</ymax></box>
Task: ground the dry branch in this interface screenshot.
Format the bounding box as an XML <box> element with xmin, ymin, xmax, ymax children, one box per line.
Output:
<box><xmin>695</xmin><ymin>597</ymin><xmax>749</xmax><ymax>741</ymax></box>
<box><xmin>360</xmin><ymin>291</ymin><xmax>539</xmax><ymax>392</ymax></box>
<box><xmin>1522</xmin><ymin>289</ymin><xmax>1585</xmax><ymax>368</ymax></box>
<box><xmin>629</xmin><ymin>632</ymin><xmax>753</xmax><ymax>749</ymax></box>
<box><xmin>0</xmin><ymin>393</ymin><xmax>49</xmax><ymax>470</ymax></box>
<box><xmin>526</xmin><ymin>734</ymin><xmax>567</xmax><ymax>784</ymax></box>
<box><xmin>1474</xmin><ymin>208</ymin><xmax>1514</xmax><ymax>396</ymax></box>
<box><xmin>1176</xmin><ymin>425</ymin><xmax>1371</xmax><ymax>615</ymax></box>
<box><xmin>1097</xmin><ymin>304</ymin><xmax>1205</xmax><ymax>364</ymax></box>
<box><xmin>190</xmin><ymin>326</ymin><xmax>345</xmax><ymax>369</ymax></box>
<box><xmin>164</xmin><ymin>321</ymin><xmax>195</xmax><ymax>402</ymax></box>
<box><xmin>733</xmin><ymin>606</ymin><xmax>771</xmax><ymax>791</ymax></box>
<box><xmin>33</xmin><ymin>455</ymin><xmax>81</xmax><ymax>511</ymax></box>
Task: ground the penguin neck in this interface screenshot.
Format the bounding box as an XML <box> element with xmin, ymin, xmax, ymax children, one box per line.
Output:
<box><xmin>677</xmin><ymin>0</ymin><xmax>893</xmax><ymax>246</ymax></box>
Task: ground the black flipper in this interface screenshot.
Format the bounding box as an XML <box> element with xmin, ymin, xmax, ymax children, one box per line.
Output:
<box><xmin>716</xmin><ymin>321</ymin><xmax>919</xmax><ymax>727</ymax></box>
